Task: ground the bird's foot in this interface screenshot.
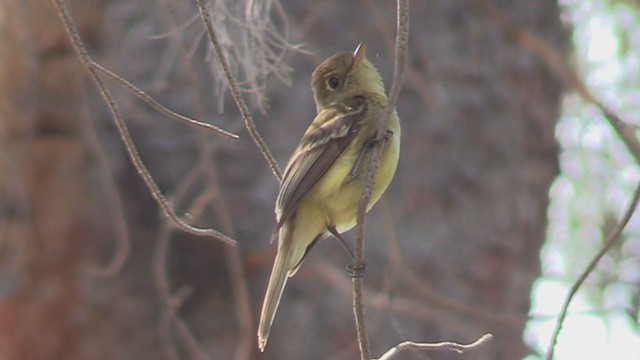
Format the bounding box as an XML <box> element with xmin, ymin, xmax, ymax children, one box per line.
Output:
<box><xmin>345</xmin><ymin>130</ymin><xmax>394</xmax><ymax>183</ymax></box>
<box><xmin>346</xmin><ymin>260</ymin><xmax>367</xmax><ymax>278</ymax></box>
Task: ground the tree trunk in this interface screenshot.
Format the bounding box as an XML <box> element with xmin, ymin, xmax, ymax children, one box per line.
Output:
<box><xmin>0</xmin><ymin>0</ymin><xmax>113</xmax><ymax>359</ymax></box>
<box><xmin>0</xmin><ymin>1</ymin><xmax>566</xmax><ymax>359</ymax></box>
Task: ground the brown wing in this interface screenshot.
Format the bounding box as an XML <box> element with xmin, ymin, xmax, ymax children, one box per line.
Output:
<box><xmin>274</xmin><ymin>96</ymin><xmax>367</xmax><ymax>234</ymax></box>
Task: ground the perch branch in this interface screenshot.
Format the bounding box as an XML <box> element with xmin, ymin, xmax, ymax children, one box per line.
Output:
<box><xmin>352</xmin><ymin>1</ymin><xmax>409</xmax><ymax>359</ymax></box>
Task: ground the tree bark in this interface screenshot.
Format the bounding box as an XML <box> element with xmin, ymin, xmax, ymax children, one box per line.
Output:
<box><xmin>0</xmin><ymin>0</ymin><xmax>113</xmax><ymax>359</ymax></box>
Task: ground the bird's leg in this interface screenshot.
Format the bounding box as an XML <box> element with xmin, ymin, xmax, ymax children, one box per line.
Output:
<box><xmin>327</xmin><ymin>226</ymin><xmax>367</xmax><ymax>278</ymax></box>
<box><xmin>346</xmin><ymin>145</ymin><xmax>369</xmax><ymax>183</ymax></box>
<box><xmin>328</xmin><ymin>226</ymin><xmax>354</xmax><ymax>260</ymax></box>
<box><xmin>346</xmin><ymin>130</ymin><xmax>394</xmax><ymax>183</ymax></box>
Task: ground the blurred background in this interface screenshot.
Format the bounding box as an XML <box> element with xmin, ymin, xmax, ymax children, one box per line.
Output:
<box><xmin>0</xmin><ymin>0</ymin><xmax>638</xmax><ymax>359</ymax></box>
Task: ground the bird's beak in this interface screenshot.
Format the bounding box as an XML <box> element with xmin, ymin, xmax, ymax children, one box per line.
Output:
<box><xmin>351</xmin><ymin>42</ymin><xmax>367</xmax><ymax>70</ymax></box>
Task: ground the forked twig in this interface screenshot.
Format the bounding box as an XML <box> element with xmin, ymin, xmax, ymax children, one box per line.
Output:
<box><xmin>53</xmin><ymin>0</ymin><xmax>236</xmax><ymax>245</ymax></box>
<box><xmin>352</xmin><ymin>1</ymin><xmax>410</xmax><ymax>359</ymax></box>
<box><xmin>93</xmin><ymin>62</ymin><xmax>239</xmax><ymax>139</ymax></box>
<box><xmin>195</xmin><ymin>0</ymin><xmax>282</xmax><ymax>182</ymax></box>
<box><xmin>546</xmin><ymin>180</ymin><xmax>640</xmax><ymax>359</ymax></box>
<box><xmin>154</xmin><ymin>222</ymin><xmax>211</xmax><ymax>360</ymax></box>
<box><xmin>375</xmin><ymin>333</ymin><xmax>494</xmax><ymax>360</ymax></box>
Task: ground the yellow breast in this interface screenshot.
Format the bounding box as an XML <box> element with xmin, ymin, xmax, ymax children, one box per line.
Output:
<box><xmin>307</xmin><ymin>111</ymin><xmax>400</xmax><ymax>233</ymax></box>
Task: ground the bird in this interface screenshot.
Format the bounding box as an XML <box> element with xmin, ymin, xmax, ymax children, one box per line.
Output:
<box><xmin>257</xmin><ymin>42</ymin><xmax>401</xmax><ymax>351</ymax></box>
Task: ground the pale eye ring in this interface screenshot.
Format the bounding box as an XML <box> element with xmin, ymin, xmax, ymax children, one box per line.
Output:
<box><xmin>327</xmin><ymin>77</ymin><xmax>340</xmax><ymax>89</ymax></box>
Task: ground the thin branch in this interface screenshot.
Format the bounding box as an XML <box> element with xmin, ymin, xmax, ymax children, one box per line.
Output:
<box><xmin>478</xmin><ymin>2</ymin><xmax>640</xmax><ymax>356</ymax></box>
<box><xmin>312</xmin><ymin>260</ymin><xmax>483</xmax><ymax>340</ymax></box>
<box><xmin>352</xmin><ymin>273</ymin><xmax>370</xmax><ymax>360</ymax></box>
<box><xmin>546</xmin><ymin>180</ymin><xmax>640</xmax><ymax>360</ymax></box>
<box><xmin>379</xmin><ymin>200</ymin><xmax>527</xmax><ymax>326</ymax></box>
<box><xmin>478</xmin><ymin>0</ymin><xmax>640</xmax><ymax>164</ymax></box>
<box><xmin>53</xmin><ymin>0</ymin><xmax>236</xmax><ymax>245</ymax></box>
<box><xmin>202</xmin><ymin>143</ymin><xmax>254</xmax><ymax>360</ymax></box>
<box><xmin>153</xmin><ymin>5</ymin><xmax>254</xmax><ymax>356</ymax></box>
<box><xmin>77</xmin><ymin>75</ymin><xmax>131</xmax><ymax>277</ymax></box>
<box><xmin>359</xmin><ymin>0</ymin><xmax>436</xmax><ymax>110</ymax></box>
<box><xmin>153</xmin><ymin>184</ymin><xmax>216</xmax><ymax>360</ymax></box>
<box><xmin>174</xmin><ymin>312</ymin><xmax>211</xmax><ymax>360</ymax></box>
<box><xmin>352</xmin><ymin>1</ymin><xmax>410</xmax><ymax>359</ymax></box>
<box><xmin>154</xmin><ymin>225</ymin><xmax>210</xmax><ymax>360</ymax></box>
<box><xmin>195</xmin><ymin>0</ymin><xmax>282</xmax><ymax>182</ymax></box>
<box><xmin>373</xmin><ymin>201</ymin><xmax>531</xmax><ymax>330</ymax></box>
<box><xmin>159</xmin><ymin>310</ymin><xmax>181</xmax><ymax>360</ymax></box>
<box><xmin>375</xmin><ymin>334</ymin><xmax>494</xmax><ymax>360</ymax></box>
<box><xmin>224</xmin><ymin>244</ymin><xmax>254</xmax><ymax>360</ymax></box>
<box><xmin>152</xmin><ymin>149</ymin><xmax>207</xmax><ymax>359</ymax></box>
<box><xmin>92</xmin><ymin>62</ymin><xmax>239</xmax><ymax>140</ymax></box>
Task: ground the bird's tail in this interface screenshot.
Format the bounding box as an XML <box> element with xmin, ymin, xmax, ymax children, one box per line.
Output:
<box><xmin>257</xmin><ymin>230</ymin><xmax>295</xmax><ymax>352</ymax></box>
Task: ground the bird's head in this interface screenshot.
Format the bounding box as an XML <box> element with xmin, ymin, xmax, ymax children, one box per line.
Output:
<box><xmin>311</xmin><ymin>43</ymin><xmax>385</xmax><ymax>111</ymax></box>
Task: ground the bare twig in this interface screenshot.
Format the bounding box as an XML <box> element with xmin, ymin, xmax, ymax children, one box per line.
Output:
<box><xmin>202</xmin><ymin>143</ymin><xmax>254</xmax><ymax>360</ymax></box>
<box><xmin>152</xmin><ymin>5</ymin><xmax>255</xmax><ymax>356</ymax></box>
<box><xmin>76</xmin><ymin>76</ymin><xmax>131</xmax><ymax>277</ymax></box>
<box><xmin>194</xmin><ymin>0</ymin><xmax>300</xmax><ymax>113</ymax></box>
<box><xmin>359</xmin><ymin>0</ymin><xmax>435</xmax><ymax>110</ymax></box>
<box><xmin>224</xmin><ymin>245</ymin><xmax>254</xmax><ymax>360</ymax></box>
<box><xmin>546</xmin><ymin>180</ymin><xmax>640</xmax><ymax>360</ymax></box>
<box><xmin>195</xmin><ymin>0</ymin><xmax>282</xmax><ymax>182</ymax></box>
<box><xmin>379</xmin><ymin>200</ymin><xmax>527</xmax><ymax>326</ymax></box>
<box><xmin>92</xmin><ymin>62</ymin><xmax>239</xmax><ymax>140</ymax></box>
<box><xmin>154</xmin><ymin>224</ymin><xmax>211</xmax><ymax>360</ymax></box>
<box><xmin>53</xmin><ymin>0</ymin><xmax>236</xmax><ymax>245</ymax></box>
<box><xmin>352</xmin><ymin>272</ymin><xmax>370</xmax><ymax>360</ymax></box>
<box><xmin>375</xmin><ymin>334</ymin><xmax>494</xmax><ymax>360</ymax></box>
<box><xmin>386</xmin><ymin>201</ymin><xmax>529</xmax><ymax>329</ymax></box>
<box><xmin>153</xmin><ymin>180</ymin><xmax>216</xmax><ymax>360</ymax></box>
<box><xmin>153</xmin><ymin>164</ymin><xmax>207</xmax><ymax>359</ymax></box>
<box><xmin>159</xmin><ymin>310</ymin><xmax>181</xmax><ymax>360</ymax></box>
<box><xmin>352</xmin><ymin>1</ymin><xmax>409</xmax><ymax>359</ymax></box>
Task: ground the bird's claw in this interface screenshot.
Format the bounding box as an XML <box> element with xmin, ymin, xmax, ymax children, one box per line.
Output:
<box><xmin>346</xmin><ymin>260</ymin><xmax>367</xmax><ymax>278</ymax></box>
<box><xmin>346</xmin><ymin>130</ymin><xmax>394</xmax><ymax>183</ymax></box>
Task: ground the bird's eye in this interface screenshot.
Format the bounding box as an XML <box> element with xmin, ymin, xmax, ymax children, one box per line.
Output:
<box><xmin>327</xmin><ymin>77</ymin><xmax>340</xmax><ymax>90</ymax></box>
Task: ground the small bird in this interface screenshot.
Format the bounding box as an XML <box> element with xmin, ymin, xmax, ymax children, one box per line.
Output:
<box><xmin>257</xmin><ymin>43</ymin><xmax>401</xmax><ymax>351</ymax></box>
